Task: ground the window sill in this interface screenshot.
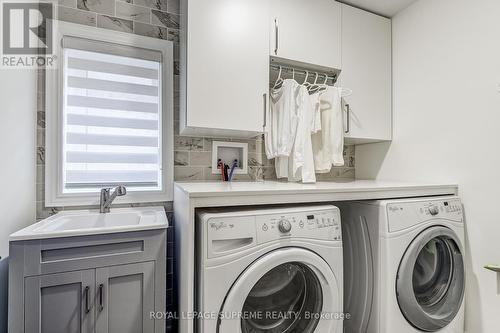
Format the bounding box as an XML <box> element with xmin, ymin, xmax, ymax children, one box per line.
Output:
<box><xmin>45</xmin><ymin>189</ymin><xmax>173</xmax><ymax>207</ymax></box>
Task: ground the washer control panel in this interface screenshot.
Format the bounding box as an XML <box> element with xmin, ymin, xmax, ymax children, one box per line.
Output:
<box><xmin>387</xmin><ymin>197</ymin><xmax>463</xmax><ymax>233</ymax></box>
<box><xmin>202</xmin><ymin>206</ymin><xmax>342</xmax><ymax>259</ymax></box>
<box><xmin>255</xmin><ymin>207</ymin><xmax>341</xmax><ymax>244</ymax></box>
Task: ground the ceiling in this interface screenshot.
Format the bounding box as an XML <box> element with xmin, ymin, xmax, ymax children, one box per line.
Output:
<box><xmin>338</xmin><ymin>0</ymin><xmax>419</xmax><ymax>17</ymax></box>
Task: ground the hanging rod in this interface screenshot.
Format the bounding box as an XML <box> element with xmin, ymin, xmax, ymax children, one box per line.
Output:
<box><xmin>270</xmin><ymin>64</ymin><xmax>337</xmax><ymax>82</ymax></box>
<box><xmin>270</xmin><ymin>56</ymin><xmax>341</xmax><ymax>85</ymax></box>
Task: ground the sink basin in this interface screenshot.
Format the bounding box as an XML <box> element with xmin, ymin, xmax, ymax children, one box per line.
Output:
<box><xmin>10</xmin><ymin>207</ymin><xmax>168</xmax><ymax>241</ymax></box>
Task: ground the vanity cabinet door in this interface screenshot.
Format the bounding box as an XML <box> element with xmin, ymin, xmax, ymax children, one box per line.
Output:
<box><xmin>270</xmin><ymin>0</ymin><xmax>341</xmax><ymax>69</ymax></box>
<box><xmin>95</xmin><ymin>262</ymin><xmax>155</xmax><ymax>333</ymax></box>
<box><xmin>24</xmin><ymin>270</ymin><xmax>95</xmax><ymax>333</ymax></box>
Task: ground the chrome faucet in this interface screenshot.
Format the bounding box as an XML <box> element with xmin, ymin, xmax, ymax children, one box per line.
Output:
<box><xmin>100</xmin><ymin>186</ymin><xmax>127</xmax><ymax>213</ymax></box>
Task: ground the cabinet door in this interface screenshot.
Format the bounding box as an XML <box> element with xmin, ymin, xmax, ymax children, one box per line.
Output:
<box><xmin>182</xmin><ymin>0</ymin><xmax>269</xmax><ymax>137</ymax></box>
<box><xmin>341</xmin><ymin>4</ymin><xmax>392</xmax><ymax>143</ymax></box>
<box><xmin>270</xmin><ymin>0</ymin><xmax>341</xmax><ymax>69</ymax></box>
<box><xmin>95</xmin><ymin>262</ymin><xmax>155</xmax><ymax>333</ymax></box>
<box><xmin>24</xmin><ymin>270</ymin><xmax>95</xmax><ymax>333</ymax></box>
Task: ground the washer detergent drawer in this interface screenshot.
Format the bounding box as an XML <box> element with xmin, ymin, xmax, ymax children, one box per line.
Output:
<box><xmin>206</xmin><ymin>216</ymin><xmax>257</xmax><ymax>259</ymax></box>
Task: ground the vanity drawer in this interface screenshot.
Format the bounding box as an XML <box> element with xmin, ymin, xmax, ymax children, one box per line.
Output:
<box><xmin>17</xmin><ymin>229</ymin><xmax>166</xmax><ymax>276</ymax></box>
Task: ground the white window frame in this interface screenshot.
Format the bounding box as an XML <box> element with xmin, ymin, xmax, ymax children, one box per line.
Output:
<box><xmin>45</xmin><ymin>21</ymin><xmax>174</xmax><ymax>207</ymax></box>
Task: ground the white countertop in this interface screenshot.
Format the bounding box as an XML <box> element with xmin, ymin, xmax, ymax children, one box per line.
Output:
<box><xmin>174</xmin><ymin>180</ymin><xmax>458</xmax><ymax>198</ymax></box>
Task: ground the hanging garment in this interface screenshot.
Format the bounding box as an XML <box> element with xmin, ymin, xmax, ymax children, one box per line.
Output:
<box><xmin>312</xmin><ymin>86</ymin><xmax>344</xmax><ymax>173</ymax></box>
<box><xmin>275</xmin><ymin>85</ymin><xmax>316</xmax><ymax>183</ymax></box>
<box><xmin>310</xmin><ymin>92</ymin><xmax>322</xmax><ymax>134</ymax></box>
<box><xmin>264</xmin><ymin>79</ymin><xmax>300</xmax><ymax>159</ymax></box>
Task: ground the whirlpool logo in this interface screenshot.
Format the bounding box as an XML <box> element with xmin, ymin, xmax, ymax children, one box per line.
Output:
<box><xmin>1</xmin><ymin>0</ymin><xmax>57</xmax><ymax>68</ymax></box>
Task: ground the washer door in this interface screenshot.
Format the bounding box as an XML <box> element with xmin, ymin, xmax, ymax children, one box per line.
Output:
<box><xmin>396</xmin><ymin>226</ymin><xmax>465</xmax><ymax>332</ymax></box>
<box><xmin>218</xmin><ymin>248</ymin><xmax>341</xmax><ymax>333</ymax></box>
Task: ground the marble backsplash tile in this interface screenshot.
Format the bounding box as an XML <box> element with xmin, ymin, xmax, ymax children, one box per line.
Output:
<box><xmin>59</xmin><ymin>0</ymin><xmax>77</xmax><ymax>8</ymax></box>
<box><xmin>58</xmin><ymin>6</ymin><xmax>97</xmax><ymax>26</ymax></box>
<box><xmin>133</xmin><ymin>21</ymin><xmax>169</xmax><ymax>40</ymax></box>
<box><xmin>116</xmin><ymin>1</ymin><xmax>151</xmax><ymax>23</ymax></box>
<box><xmin>77</xmin><ymin>0</ymin><xmax>114</xmax><ymax>15</ymax></box>
<box><xmin>151</xmin><ymin>10</ymin><xmax>179</xmax><ymax>28</ymax></box>
<box><xmin>97</xmin><ymin>14</ymin><xmax>133</xmax><ymax>32</ymax></box>
<box><xmin>134</xmin><ymin>0</ymin><xmax>167</xmax><ymax>11</ymax></box>
<box><xmin>35</xmin><ymin>0</ymin><xmax>355</xmax><ymax>221</ymax></box>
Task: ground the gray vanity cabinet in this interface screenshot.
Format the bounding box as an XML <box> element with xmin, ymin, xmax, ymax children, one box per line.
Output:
<box><xmin>24</xmin><ymin>270</ymin><xmax>95</xmax><ymax>333</ymax></box>
<box><xmin>9</xmin><ymin>229</ymin><xmax>166</xmax><ymax>333</ymax></box>
<box><xmin>95</xmin><ymin>262</ymin><xmax>155</xmax><ymax>333</ymax></box>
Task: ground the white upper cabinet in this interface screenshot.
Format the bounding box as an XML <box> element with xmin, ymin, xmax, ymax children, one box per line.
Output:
<box><xmin>270</xmin><ymin>0</ymin><xmax>341</xmax><ymax>69</ymax></box>
<box><xmin>340</xmin><ymin>4</ymin><xmax>392</xmax><ymax>143</ymax></box>
<box><xmin>180</xmin><ymin>0</ymin><xmax>270</xmax><ymax>138</ymax></box>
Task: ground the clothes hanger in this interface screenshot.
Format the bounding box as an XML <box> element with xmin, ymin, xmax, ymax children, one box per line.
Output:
<box><xmin>310</xmin><ymin>73</ymin><xmax>330</xmax><ymax>94</ymax></box>
<box><xmin>302</xmin><ymin>70</ymin><xmax>312</xmax><ymax>88</ymax></box>
<box><xmin>319</xmin><ymin>74</ymin><xmax>330</xmax><ymax>92</ymax></box>
<box><xmin>273</xmin><ymin>66</ymin><xmax>284</xmax><ymax>90</ymax></box>
<box><xmin>311</xmin><ymin>73</ymin><xmax>327</xmax><ymax>94</ymax></box>
<box><xmin>308</xmin><ymin>72</ymin><xmax>321</xmax><ymax>94</ymax></box>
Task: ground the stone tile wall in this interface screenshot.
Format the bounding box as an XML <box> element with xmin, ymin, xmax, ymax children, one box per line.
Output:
<box><xmin>35</xmin><ymin>0</ymin><xmax>356</xmax><ymax>219</ymax></box>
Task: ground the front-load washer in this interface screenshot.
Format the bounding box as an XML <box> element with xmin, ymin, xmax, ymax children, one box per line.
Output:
<box><xmin>195</xmin><ymin>205</ymin><xmax>344</xmax><ymax>333</ymax></box>
<box><xmin>338</xmin><ymin>197</ymin><xmax>465</xmax><ymax>333</ymax></box>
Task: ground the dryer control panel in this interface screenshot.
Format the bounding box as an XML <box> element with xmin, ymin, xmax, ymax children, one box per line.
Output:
<box><xmin>386</xmin><ymin>197</ymin><xmax>463</xmax><ymax>233</ymax></box>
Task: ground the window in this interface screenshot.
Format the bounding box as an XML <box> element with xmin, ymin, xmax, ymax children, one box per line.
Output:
<box><xmin>46</xmin><ymin>22</ymin><xmax>173</xmax><ymax>206</ymax></box>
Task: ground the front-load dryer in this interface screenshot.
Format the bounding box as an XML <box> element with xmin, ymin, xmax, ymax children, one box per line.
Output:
<box><xmin>196</xmin><ymin>205</ymin><xmax>344</xmax><ymax>333</ymax></box>
<box><xmin>338</xmin><ymin>197</ymin><xmax>465</xmax><ymax>333</ymax></box>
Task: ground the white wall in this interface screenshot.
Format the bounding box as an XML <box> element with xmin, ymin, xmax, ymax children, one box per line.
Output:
<box><xmin>356</xmin><ymin>0</ymin><xmax>500</xmax><ymax>331</ymax></box>
<box><xmin>0</xmin><ymin>68</ymin><xmax>37</xmax><ymax>333</ymax></box>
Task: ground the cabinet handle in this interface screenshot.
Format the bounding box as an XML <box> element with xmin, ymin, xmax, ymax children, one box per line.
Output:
<box><xmin>345</xmin><ymin>104</ymin><xmax>350</xmax><ymax>134</ymax></box>
<box><xmin>98</xmin><ymin>284</ymin><xmax>104</xmax><ymax>311</ymax></box>
<box><xmin>263</xmin><ymin>93</ymin><xmax>267</xmax><ymax>128</ymax></box>
<box><xmin>485</xmin><ymin>265</ymin><xmax>500</xmax><ymax>273</ymax></box>
<box><xmin>274</xmin><ymin>19</ymin><xmax>279</xmax><ymax>55</ymax></box>
<box><xmin>84</xmin><ymin>286</ymin><xmax>90</xmax><ymax>314</ymax></box>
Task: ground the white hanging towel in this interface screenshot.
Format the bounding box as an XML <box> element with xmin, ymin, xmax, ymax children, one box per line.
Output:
<box><xmin>312</xmin><ymin>86</ymin><xmax>344</xmax><ymax>173</ymax></box>
<box><xmin>275</xmin><ymin>85</ymin><xmax>316</xmax><ymax>183</ymax></box>
<box><xmin>265</xmin><ymin>79</ymin><xmax>300</xmax><ymax>159</ymax></box>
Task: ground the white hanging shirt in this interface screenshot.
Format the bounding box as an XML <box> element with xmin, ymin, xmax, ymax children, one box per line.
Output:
<box><xmin>310</xmin><ymin>92</ymin><xmax>322</xmax><ymax>134</ymax></box>
<box><xmin>312</xmin><ymin>86</ymin><xmax>344</xmax><ymax>173</ymax></box>
<box><xmin>275</xmin><ymin>85</ymin><xmax>316</xmax><ymax>183</ymax></box>
<box><xmin>265</xmin><ymin>79</ymin><xmax>300</xmax><ymax>159</ymax></box>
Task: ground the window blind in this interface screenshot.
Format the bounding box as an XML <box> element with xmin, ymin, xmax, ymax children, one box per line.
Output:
<box><xmin>62</xmin><ymin>44</ymin><xmax>162</xmax><ymax>191</ymax></box>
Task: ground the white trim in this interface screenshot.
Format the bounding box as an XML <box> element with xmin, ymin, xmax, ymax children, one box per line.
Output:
<box><xmin>45</xmin><ymin>21</ymin><xmax>174</xmax><ymax>207</ymax></box>
<box><xmin>210</xmin><ymin>141</ymin><xmax>248</xmax><ymax>175</ymax></box>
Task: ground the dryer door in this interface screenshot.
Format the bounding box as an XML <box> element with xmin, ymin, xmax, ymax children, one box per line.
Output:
<box><xmin>396</xmin><ymin>226</ymin><xmax>465</xmax><ymax>332</ymax></box>
<box><xmin>218</xmin><ymin>247</ymin><xmax>342</xmax><ymax>333</ymax></box>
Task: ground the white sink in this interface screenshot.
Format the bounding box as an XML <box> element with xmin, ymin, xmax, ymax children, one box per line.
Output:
<box><xmin>10</xmin><ymin>207</ymin><xmax>168</xmax><ymax>241</ymax></box>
